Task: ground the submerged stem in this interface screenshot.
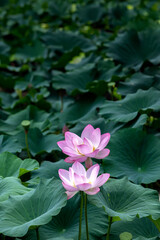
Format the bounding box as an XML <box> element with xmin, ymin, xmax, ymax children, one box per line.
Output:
<box><xmin>106</xmin><ymin>216</ymin><xmax>112</xmax><ymax>240</ymax></box>
<box><xmin>84</xmin><ymin>193</ymin><xmax>89</xmax><ymax>240</ymax></box>
<box><xmin>79</xmin><ymin>191</ymin><xmax>84</xmax><ymax>240</ymax></box>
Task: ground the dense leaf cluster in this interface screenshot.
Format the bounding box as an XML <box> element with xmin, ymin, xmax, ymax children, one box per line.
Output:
<box><xmin>0</xmin><ymin>0</ymin><xmax>160</xmax><ymax>239</ymax></box>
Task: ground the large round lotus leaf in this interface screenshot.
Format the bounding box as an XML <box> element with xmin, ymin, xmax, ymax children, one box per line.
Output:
<box><xmin>15</xmin><ymin>128</ymin><xmax>63</xmax><ymax>156</ymax></box>
<box><xmin>0</xmin><ymin>105</ymin><xmax>50</xmax><ymax>135</ymax></box>
<box><xmin>52</xmin><ymin>64</ymin><xmax>94</xmax><ymax>95</ymax></box>
<box><xmin>134</xmin><ymin>237</ymin><xmax>158</xmax><ymax>240</ymax></box>
<box><xmin>15</xmin><ymin>72</ymin><xmax>49</xmax><ymax>91</ymax></box>
<box><xmin>32</xmin><ymin>160</ymin><xmax>72</xmax><ymax>180</ymax></box>
<box><xmin>32</xmin><ymin>0</ymin><xmax>69</xmax><ymax>17</ymax></box>
<box><xmin>77</xmin><ymin>4</ymin><xmax>104</xmax><ymax>23</ymax></box>
<box><xmin>110</xmin><ymin>217</ymin><xmax>159</xmax><ymax>240</ymax></box>
<box><xmin>11</xmin><ymin>41</ymin><xmax>46</xmax><ymax>62</ymax></box>
<box><xmin>70</xmin><ymin>118</ymin><xmax>107</xmax><ymax>136</ymax></box>
<box><xmin>66</xmin><ymin>53</ymin><xmax>99</xmax><ymax>71</ymax></box>
<box><xmin>88</xmin><ymin>178</ymin><xmax>160</xmax><ymax>221</ymax></box>
<box><xmin>0</xmin><ymin>152</ymin><xmax>39</xmax><ymax>178</ymax></box>
<box><xmin>69</xmin><ymin>117</ymin><xmax>125</xmax><ymax>138</ymax></box>
<box><xmin>108</xmin><ymin>29</ymin><xmax>160</xmax><ymax>70</ymax></box>
<box><xmin>0</xmin><ymin>177</ymin><xmax>31</xmax><ymax>202</ymax></box>
<box><xmin>48</xmin><ymin>1</ymin><xmax>70</xmax><ymax>17</ymax></box>
<box><xmin>130</xmin><ymin>114</ymin><xmax>148</xmax><ymax>129</ymax></box>
<box><xmin>103</xmin><ymin>128</ymin><xmax>160</xmax><ymax>184</ymax></box>
<box><xmin>0</xmin><ymin>91</ymin><xmax>15</xmax><ymax>109</ymax></box>
<box><xmin>118</xmin><ymin>73</ymin><xmax>154</xmax><ymax>95</ymax></box>
<box><xmin>41</xmin><ymin>31</ymin><xmax>96</xmax><ymax>53</ymax></box>
<box><xmin>16</xmin><ymin>229</ymin><xmax>37</xmax><ymax>240</ymax></box>
<box><xmin>100</xmin><ymin>88</ymin><xmax>160</xmax><ymax>122</ymax></box>
<box><xmin>58</xmin><ymin>97</ymin><xmax>104</xmax><ymax>125</ymax></box>
<box><xmin>0</xmin><ymin>178</ymin><xmax>67</xmax><ymax>237</ymax></box>
<box><xmin>27</xmin><ymin>128</ymin><xmax>63</xmax><ymax>156</ymax></box>
<box><xmin>107</xmin><ymin>3</ymin><xmax>132</xmax><ymax>29</ymax></box>
<box><xmin>98</xmin><ymin>64</ymin><xmax>124</xmax><ymax>83</ymax></box>
<box><xmin>149</xmin><ymin>217</ymin><xmax>160</xmax><ymax>233</ymax></box>
<box><xmin>39</xmin><ymin>194</ymin><xmax>108</xmax><ymax>240</ymax></box>
<box><xmin>0</xmin><ymin>41</ymin><xmax>10</xmax><ymax>54</ymax></box>
<box><xmin>0</xmin><ymin>135</ymin><xmax>22</xmax><ymax>154</ymax></box>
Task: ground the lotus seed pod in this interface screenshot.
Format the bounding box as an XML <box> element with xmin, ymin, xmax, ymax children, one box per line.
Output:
<box><xmin>21</xmin><ymin>120</ymin><xmax>31</xmax><ymax>132</ymax></box>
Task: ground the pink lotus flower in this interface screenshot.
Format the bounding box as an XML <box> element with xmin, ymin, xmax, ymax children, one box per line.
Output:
<box><xmin>57</xmin><ymin>124</ymin><xmax>110</xmax><ymax>163</ymax></box>
<box><xmin>58</xmin><ymin>161</ymin><xmax>110</xmax><ymax>199</ymax></box>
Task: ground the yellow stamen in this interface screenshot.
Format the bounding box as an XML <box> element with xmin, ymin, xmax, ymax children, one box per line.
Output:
<box><xmin>73</xmin><ymin>181</ymin><xmax>76</xmax><ymax>188</ymax></box>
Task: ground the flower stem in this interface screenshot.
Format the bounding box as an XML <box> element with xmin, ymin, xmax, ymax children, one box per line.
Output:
<box><xmin>85</xmin><ymin>157</ymin><xmax>93</xmax><ymax>169</ymax></box>
<box><xmin>84</xmin><ymin>193</ymin><xmax>89</xmax><ymax>240</ymax></box>
<box><xmin>106</xmin><ymin>216</ymin><xmax>112</xmax><ymax>240</ymax></box>
<box><xmin>79</xmin><ymin>191</ymin><xmax>84</xmax><ymax>240</ymax></box>
<box><xmin>25</xmin><ymin>130</ymin><xmax>31</xmax><ymax>158</ymax></box>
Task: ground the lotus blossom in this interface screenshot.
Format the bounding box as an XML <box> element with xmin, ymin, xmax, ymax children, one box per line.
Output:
<box><xmin>57</xmin><ymin>124</ymin><xmax>110</xmax><ymax>163</ymax></box>
<box><xmin>58</xmin><ymin>161</ymin><xmax>110</xmax><ymax>199</ymax></box>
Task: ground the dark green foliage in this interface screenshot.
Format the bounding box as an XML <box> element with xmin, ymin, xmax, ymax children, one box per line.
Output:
<box><xmin>0</xmin><ymin>0</ymin><xmax>160</xmax><ymax>239</ymax></box>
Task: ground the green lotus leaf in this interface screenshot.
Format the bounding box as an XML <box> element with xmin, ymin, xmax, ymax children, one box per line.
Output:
<box><xmin>134</xmin><ymin>237</ymin><xmax>159</xmax><ymax>240</ymax></box>
<box><xmin>41</xmin><ymin>31</ymin><xmax>96</xmax><ymax>53</ymax></box>
<box><xmin>110</xmin><ymin>217</ymin><xmax>159</xmax><ymax>240</ymax></box>
<box><xmin>100</xmin><ymin>88</ymin><xmax>160</xmax><ymax>122</ymax></box>
<box><xmin>77</xmin><ymin>4</ymin><xmax>104</xmax><ymax>23</ymax></box>
<box><xmin>88</xmin><ymin>178</ymin><xmax>160</xmax><ymax>221</ymax></box>
<box><xmin>97</xmin><ymin>60</ymin><xmax>124</xmax><ymax>82</ymax></box>
<box><xmin>10</xmin><ymin>128</ymin><xmax>60</xmax><ymax>157</ymax></box>
<box><xmin>18</xmin><ymin>158</ymin><xmax>39</xmax><ymax>177</ymax></box>
<box><xmin>39</xmin><ymin>194</ymin><xmax>108</xmax><ymax>240</ymax></box>
<box><xmin>11</xmin><ymin>41</ymin><xmax>46</xmax><ymax>62</ymax></box>
<box><xmin>0</xmin><ymin>135</ymin><xmax>22</xmax><ymax>154</ymax></box>
<box><xmin>69</xmin><ymin>118</ymin><xmax>107</xmax><ymax>136</ymax></box>
<box><xmin>15</xmin><ymin>71</ymin><xmax>50</xmax><ymax>91</ymax></box>
<box><xmin>58</xmin><ymin>97</ymin><xmax>104</xmax><ymax>125</ymax></box>
<box><xmin>66</xmin><ymin>53</ymin><xmax>99</xmax><ymax>71</ymax></box>
<box><xmin>108</xmin><ymin>3</ymin><xmax>133</xmax><ymax>29</ymax></box>
<box><xmin>0</xmin><ymin>41</ymin><xmax>10</xmax><ymax>55</ymax></box>
<box><xmin>28</xmin><ymin>87</ymin><xmax>50</xmax><ymax>103</ymax></box>
<box><xmin>0</xmin><ymin>152</ymin><xmax>39</xmax><ymax>178</ymax></box>
<box><xmin>0</xmin><ymin>178</ymin><xmax>67</xmax><ymax>237</ymax></box>
<box><xmin>48</xmin><ymin>0</ymin><xmax>70</xmax><ymax>17</ymax></box>
<box><xmin>0</xmin><ymin>105</ymin><xmax>50</xmax><ymax>135</ymax></box>
<box><xmin>108</xmin><ymin>29</ymin><xmax>160</xmax><ymax>70</ymax></box>
<box><xmin>32</xmin><ymin>160</ymin><xmax>71</xmax><ymax>180</ymax></box>
<box><xmin>131</xmin><ymin>114</ymin><xmax>148</xmax><ymax>128</ymax></box>
<box><xmin>27</xmin><ymin>128</ymin><xmax>63</xmax><ymax>156</ymax></box>
<box><xmin>15</xmin><ymin>229</ymin><xmax>36</xmax><ymax>240</ymax></box>
<box><xmin>87</xmin><ymin>79</ymin><xmax>109</xmax><ymax>96</ymax></box>
<box><xmin>0</xmin><ymin>177</ymin><xmax>31</xmax><ymax>202</ymax></box>
<box><xmin>0</xmin><ymin>71</ymin><xmax>16</xmax><ymax>90</ymax></box>
<box><xmin>149</xmin><ymin>217</ymin><xmax>160</xmax><ymax>233</ymax></box>
<box><xmin>70</xmin><ymin>117</ymin><xmax>125</xmax><ymax>140</ymax></box>
<box><xmin>53</xmin><ymin>47</ymin><xmax>83</xmax><ymax>69</ymax></box>
<box><xmin>103</xmin><ymin>128</ymin><xmax>160</xmax><ymax>184</ymax></box>
<box><xmin>118</xmin><ymin>73</ymin><xmax>154</xmax><ymax>95</ymax></box>
<box><xmin>0</xmin><ymin>92</ymin><xmax>14</xmax><ymax>109</ymax></box>
<box><xmin>52</xmin><ymin>64</ymin><xmax>94</xmax><ymax>95</ymax></box>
